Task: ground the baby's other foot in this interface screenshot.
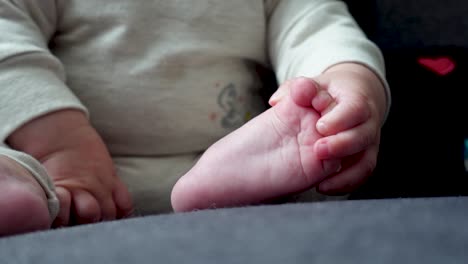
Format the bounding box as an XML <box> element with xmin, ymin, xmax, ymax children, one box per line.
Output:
<box><xmin>172</xmin><ymin>78</ymin><xmax>341</xmax><ymax>212</ymax></box>
<box><xmin>0</xmin><ymin>156</ymin><xmax>50</xmax><ymax>236</ymax></box>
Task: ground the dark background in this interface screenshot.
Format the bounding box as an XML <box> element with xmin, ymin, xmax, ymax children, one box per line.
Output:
<box><xmin>343</xmin><ymin>0</ymin><xmax>468</xmax><ymax>199</ymax></box>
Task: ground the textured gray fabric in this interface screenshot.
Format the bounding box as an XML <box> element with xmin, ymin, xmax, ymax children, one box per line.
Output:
<box><xmin>0</xmin><ymin>197</ymin><xmax>467</xmax><ymax>264</ymax></box>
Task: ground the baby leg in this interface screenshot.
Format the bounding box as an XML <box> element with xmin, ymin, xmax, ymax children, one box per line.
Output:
<box><xmin>171</xmin><ymin>78</ymin><xmax>341</xmax><ymax>212</ymax></box>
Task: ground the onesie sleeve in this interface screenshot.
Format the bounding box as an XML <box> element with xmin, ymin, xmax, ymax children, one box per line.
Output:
<box><xmin>266</xmin><ymin>0</ymin><xmax>391</xmax><ymax>119</ymax></box>
<box><xmin>0</xmin><ymin>0</ymin><xmax>88</xmax><ymax>143</ymax></box>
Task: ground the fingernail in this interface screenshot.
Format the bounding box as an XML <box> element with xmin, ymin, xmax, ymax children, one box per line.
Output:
<box><xmin>317</xmin><ymin>121</ymin><xmax>327</xmax><ymax>134</ymax></box>
<box><xmin>312</xmin><ymin>91</ymin><xmax>333</xmax><ymax>111</ymax></box>
<box><xmin>335</xmin><ymin>163</ymin><xmax>342</xmax><ymax>173</ymax></box>
<box><xmin>316</xmin><ymin>140</ymin><xmax>329</xmax><ymax>158</ymax></box>
<box><xmin>322</xmin><ymin>159</ymin><xmax>341</xmax><ymax>175</ymax></box>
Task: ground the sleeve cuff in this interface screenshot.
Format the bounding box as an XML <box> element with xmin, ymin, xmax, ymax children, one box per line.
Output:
<box><xmin>0</xmin><ymin>64</ymin><xmax>88</xmax><ymax>142</ymax></box>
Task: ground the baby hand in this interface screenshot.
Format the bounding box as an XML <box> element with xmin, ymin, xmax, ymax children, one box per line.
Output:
<box><xmin>269</xmin><ymin>63</ymin><xmax>387</xmax><ymax>194</ymax></box>
<box><xmin>7</xmin><ymin>110</ymin><xmax>133</xmax><ymax>226</ymax></box>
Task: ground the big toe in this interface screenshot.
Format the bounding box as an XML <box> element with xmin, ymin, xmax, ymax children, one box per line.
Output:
<box><xmin>0</xmin><ymin>182</ymin><xmax>51</xmax><ymax>236</ymax></box>
<box><xmin>171</xmin><ymin>177</ymin><xmax>193</xmax><ymax>212</ymax></box>
<box><xmin>289</xmin><ymin>77</ymin><xmax>320</xmax><ymax>107</ymax></box>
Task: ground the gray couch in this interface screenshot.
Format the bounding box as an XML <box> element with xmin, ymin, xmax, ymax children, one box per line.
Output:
<box><xmin>1</xmin><ymin>197</ymin><xmax>467</xmax><ymax>264</ymax></box>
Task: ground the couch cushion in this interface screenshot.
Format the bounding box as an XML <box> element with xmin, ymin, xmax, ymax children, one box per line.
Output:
<box><xmin>1</xmin><ymin>197</ymin><xmax>467</xmax><ymax>264</ymax></box>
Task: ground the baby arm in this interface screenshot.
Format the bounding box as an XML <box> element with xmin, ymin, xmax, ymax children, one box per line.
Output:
<box><xmin>267</xmin><ymin>0</ymin><xmax>390</xmax><ymax>194</ymax></box>
<box><xmin>7</xmin><ymin>110</ymin><xmax>133</xmax><ymax>226</ymax></box>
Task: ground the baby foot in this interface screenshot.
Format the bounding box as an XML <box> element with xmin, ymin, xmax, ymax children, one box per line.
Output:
<box><xmin>6</xmin><ymin>110</ymin><xmax>133</xmax><ymax>227</ymax></box>
<box><xmin>0</xmin><ymin>156</ymin><xmax>50</xmax><ymax>236</ymax></box>
<box><xmin>171</xmin><ymin>78</ymin><xmax>341</xmax><ymax>212</ymax></box>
